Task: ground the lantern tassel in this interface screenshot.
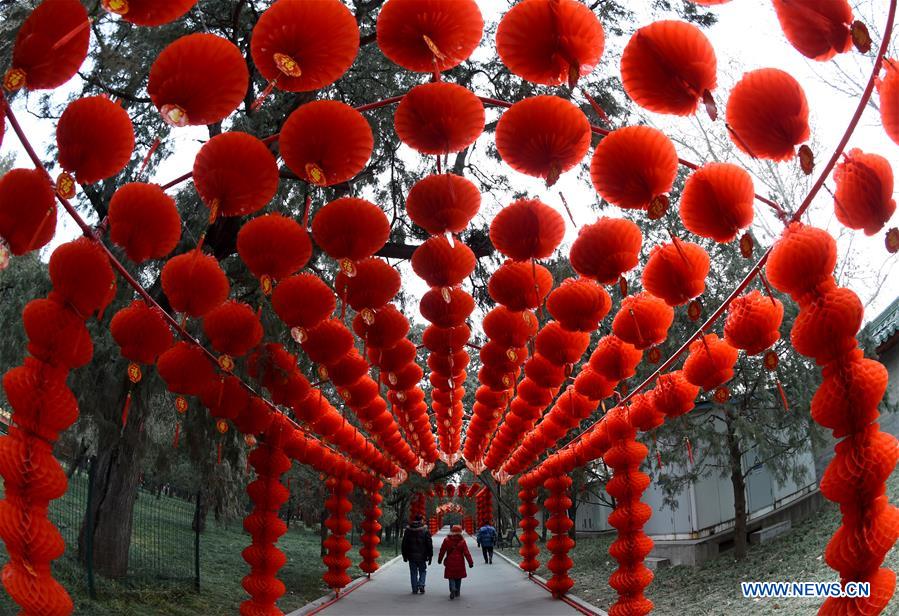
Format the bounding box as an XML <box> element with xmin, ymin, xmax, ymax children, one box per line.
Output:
<box><xmin>217</xmin><ymin>441</ymin><xmax>223</xmax><ymax>465</ymax></box>
<box><xmin>121</xmin><ymin>391</ymin><xmax>132</xmax><ymax>432</ymax></box>
<box><xmin>137</xmin><ymin>137</ymin><xmax>162</xmax><ymax>180</ymax></box>
<box><xmin>776</xmin><ymin>379</ymin><xmax>790</xmax><ymax>411</ymax></box>
<box><xmin>172</xmin><ymin>422</ymin><xmax>181</xmax><ymax>449</ymax></box>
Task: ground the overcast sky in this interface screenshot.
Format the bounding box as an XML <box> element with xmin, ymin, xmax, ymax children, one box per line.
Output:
<box><xmin>3</xmin><ymin>0</ymin><xmax>897</xmax><ymax>321</ymax></box>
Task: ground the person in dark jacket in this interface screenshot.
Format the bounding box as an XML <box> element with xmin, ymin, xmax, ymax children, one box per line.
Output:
<box><xmin>476</xmin><ymin>520</ymin><xmax>498</xmax><ymax>564</ymax></box>
<box><xmin>438</xmin><ymin>525</ymin><xmax>474</xmax><ymax>599</ymax></box>
<box><xmin>401</xmin><ymin>515</ymin><xmax>433</xmax><ymax>594</ymax></box>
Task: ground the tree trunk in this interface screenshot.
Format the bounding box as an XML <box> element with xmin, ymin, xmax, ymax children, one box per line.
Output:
<box><xmin>78</xmin><ymin>391</ymin><xmax>147</xmax><ymax>578</ymax></box>
<box><xmin>725</xmin><ymin>414</ymin><xmax>748</xmax><ymax>559</ymax></box>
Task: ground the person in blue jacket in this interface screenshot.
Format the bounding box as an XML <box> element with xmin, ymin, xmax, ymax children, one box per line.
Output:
<box><xmin>476</xmin><ymin>520</ymin><xmax>498</xmax><ymax>564</ymax></box>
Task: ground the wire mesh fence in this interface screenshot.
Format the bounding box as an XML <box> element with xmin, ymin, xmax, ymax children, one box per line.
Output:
<box><xmin>0</xmin><ymin>455</ymin><xmax>200</xmax><ymax>605</ymax></box>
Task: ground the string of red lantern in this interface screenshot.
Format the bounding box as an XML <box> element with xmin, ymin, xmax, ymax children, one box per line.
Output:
<box><xmin>543</xmin><ymin>474</ymin><xmax>574</xmax><ymax>598</ymax></box>
<box><xmin>0</xmin><ymin>236</ymin><xmax>114</xmax><ymax>615</ymax></box>
<box><xmin>323</xmin><ymin>476</ymin><xmax>354</xmax><ymax>593</ymax></box>
<box><xmin>604</xmin><ymin>406</ymin><xmax>654</xmax><ymax>616</ymax></box>
<box><xmin>241</xmin><ymin>419</ymin><xmax>292</xmax><ymax>616</ymax></box>
<box><xmin>518</xmin><ymin>487</ymin><xmax>540</xmax><ymax>575</ymax></box>
<box><xmin>767</xmin><ymin>223</ymin><xmax>899</xmax><ymax>614</ymax></box>
<box><xmin>359</xmin><ymin>484</ymin><xmax>383</xmax><ymax>575</ymax></box>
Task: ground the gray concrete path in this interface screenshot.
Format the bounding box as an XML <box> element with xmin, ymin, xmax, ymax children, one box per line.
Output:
<box><xmin>292</xmin><ymin>529</ymin><xmax>594</xmax><ymax>616</ymax></box>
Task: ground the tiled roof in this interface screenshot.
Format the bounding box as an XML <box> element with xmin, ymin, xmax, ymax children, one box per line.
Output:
<box><xmin>868</xmin><ymin>296</ymin><xmax>899</xmax><ymax>347</ymax></box>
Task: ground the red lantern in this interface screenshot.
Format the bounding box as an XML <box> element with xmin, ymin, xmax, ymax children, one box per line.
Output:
<box><xmin>488</xmin><ymin>260</ymin><xmax>553</xmax><ymax>310</ymax></box>
<box><xmin>483</xmin><ymin>307</ymin><xmax>538</xmax><ymax>348</ymax></box>
<box><xmin>301</xmin><ymin>320</ymin><xmax>355</xmax><ymax>367</ymax></box>
<box><xmin>56</xmin><ymin>96</ymin><xmax>135</xmax><ymax>185</ymax></box>
<box><xmin>108</xmin><ymin>183</ymin><xmax>181</xmax><ymax>263</ymax></box>
<box><xmin>250</xmin><ymin>0</ymin><xmax>359</xmax><ymax>92</ymax></box>
<box><xmin>102</xmin><ymin>0</ymin><xmax>197</xmax><ymax>25</ymax></box>
<box><xmin>376</xmin><ymin>0</ymin><xmax>483</xmax><ymax>73</ymax></box>
<box><xmin>193</xmin><ymin>132</ymin><xmax>279</xmax><ymax>219</ymax></box>
<box><xmin>394</xmin><ymin>82</ymin><xmax>485</xmax><ymax>155</ymax></box>
<box><xmin>490</xmin><ymin>198</ymin><xmax>565</xmax><ymax>261</ymax></box>
<box><xmin>589</xmin><ymin>335</ymin><xmax>643</xmax><ymax>382</ymax></box>
<box><xmin>766</xmin><ymin>222</ymin><xmax>837</xmax><ymax>298</ymax></box>
<box><xmin>237</xmin><ymin>214</ymin><xmax>311</xmax><ymax>287</ymax></box>
<box><xmin>679</xmin><ymin>163</ymin><xmax>755</xmax><ymax>243</ymax></box>
<box><xmin>148</xmin><ymin>33</ymin><xmax>249</xmax><ymax>127</ymax></box>
<box><xmin>772</xmin><ymin>0</ymin><xmax>853</xmax><ymax>62</ymax></box>
<box><xmin>497</xmin><ymin>0</ymin><xmax>604</xmax><ymax>87</ymax></box>
<box><xmin>411</xmin><ymin>236</ymin><xmax>476</xmax><ymax>288</ymax></box>
<box><xmin>203</xmin><ymin>301</ymin><xmax>264</xmax><ymax>358</ymax></box>
<box><xmin>726</xmin><ymin>68</ymin><xmax>810</xmax><ymax>161</ymax></box>
<box><xmin>161</xmin><ymin>251</ymin><xmax>230</xmax><ymax>318</ymax></box>
<box><xmin>335</xmin><ymin>257</ymin><xmax>401</xmax><ymax>310</ymax></box>
<box><xmin>48</xmin><ymin>238</ymin><xmax>116</xmax><ymax>318</ymax></box>
<box><xmin>611</xmin><ymin>293</ymin><xmax>674</xmax><ymax>350</ymax></box>
<box><xmin>791</xmin><ymin>286</ymin><xmax>863</xmax><ymax>365</ymax></box>
<box><xmin>546</xmin><ymin>278</ymin><xmax>611</xmax><ymax>333</ymax></box>
<box><xmin>312</xmin><ymin>198</ymin><xmax>389</xmax><ymax>265</ymax></box>
<box><xmin>642</xmin><ymin>241</ymin><xmax>710</xmax><ymax>306</ymax></box>
<box><xmin>683</xmin><ymin>334</ymin><xmax>738</xmax><ymax>392</ymax></box>
<box><xmin>156</xmin><ymin>342</ymin><xmax>217</xmax><ymax>396</ymax></box>
<box><xmin>591</xmin><ymin>125</ymin><xmax>678</xmax><ymax>211</ymax></box>
<box><xmin>0</xmin><ymin>168</ymin><xmax>56</xmax><ymax>256</ymax></box>
<box><xmin>724</xmin><ymin>290</ymin><xmax>784</xmax><ymax>355</ymax></box>
<box><xmin>405</xmin><ymin>173</ymin><xmax>480</xmax><ymax>235</ymax></box>
<box><xmin>621</xmin><ymin>20</ymin><xmax>716</xmax><ymax>116</ymax></box>
<box><xmin>832</xmin><ymin>149</ymin><xmax>896</xmax><ymax>235</ymax></box>
<box><xmin>271</xmin><ymin>273</ymin><xmax>336</xmax><ymax>331</ymax></box>
<box><xmin>877</xmin><ymin>59</ymin><xmax>899</xmax><ymax>146</ymax></box>
<box><xmin>496</xmin><ymin>96</ymin><xmax>591</xmax><ymax>186</ymax></box>
<box><xmin>110</xmin><ymin>300</ymin><xmax>173</xmax><ymax>365</ymax></box>
<box><xmin>353</xmin><ymin>304</ymin><xmax>409</xmax><ymax>349</ymax></box>
<box><xmin>4</xmin><ymin>0</ymin><xmax>90</xmax><ymax>92</ymax></box>
<box><xmin>420</xmin><ymin>287</ymin><xmax>474</xmax><ymax>328</ymax></box>
<box><xmin>627</xmin><ymin>392</ymin><xmax>664</xmax><ymax>432</ymax></box>
<box><xmin>23</xmin><ymin>297</ymin><xmax>92</xmax><ymax>369</ymax></box>
<box><xmin>280</xmin><ymin>101</ymin><xmax>373</xmax><ymax>186</ymax></box>
<box><xmin>652</xmin><ymin>370</ymin><xmax>699</xmax><ymax>418</ymax></box>
<box><xmin>535</xmin><ymin>323</ymin><xmax>590</xmax><ymax>366</ymax></box>
<box><xmin>569</xmin><ymin>217</ymin><xmax>642</xmax><ymax>285</ymax></box>
<box><xmin>422</xmin><ymin>326</ymin><xmax>471</xmax><ymax>357</ymax></box>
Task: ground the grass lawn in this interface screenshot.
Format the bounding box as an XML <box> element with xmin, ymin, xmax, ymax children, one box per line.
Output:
<box><xmin>0</xmin><ymin>474</ymin><xmax>397</xmax><ymax>615</ymax></box>
<box><xmin>501</xmin><ymin>472</ymin><xmax>899</xmax><ymax>615</ymax></box>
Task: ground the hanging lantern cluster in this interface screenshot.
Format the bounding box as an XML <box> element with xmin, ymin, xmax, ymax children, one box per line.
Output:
<box><xmin>359</xmin><ymin>485</ymin><xmax>383</xmax><ymax>575</ymax></box>
<box><xmin>410</xmin><ymin>492</ymin><xmax>427</xmax><ymax>521</ymax></box>
<box><xmin>767</xmin><ymin>223</ymin><xmax>899</xmax><ymax>614</ymax></box>
<box><xmin>408</xmin><ymin>174</ymin><xmax>481</xmax><ymax>465</ymax></box>
<box><xmin>0</xmin><ymin>238</ymin><xmax>114</xmax><ymax>615</ymax></box>
<box><xmin>363</xmin><ymin>309</ymin><xmax>437</xmax><ymax>469</ymax></box>
<box><xmin>323</xmin><ymin>476</ymin><xmax>354</xmax><ymax>592</ymax></box>
<box><xmin>481</xmin><ymin>201</ymin><xmax>571</xmax><ymax>473</ymax></box>
<box><xmin>518</xmin><ymin>487</ymin><xmax>540</xmax><ymax>574</ymax></box>
<box><xmin>475</xmin><ymin>488</ymin><xmax>493</xmax><ymax>528</ymax></box>
<box><xmin>501</xmin><ymin>278</ymin><xmax>612</xmax><ymax>475</ymax></box>
<box><xmin>543</xmin><ymin>473</ymin><xmax>574</xmax><ymax>597</ymax></box>
<box><xmin>246</xmin><ymin>344</ymin><xmax>398</xmax><ymax>478</ymax></box>
<box><xmin>603</xmin><ymin>406</ymin><xmax>654</xmax><ymax>616</ymax></box>
<box><xmin>241</xmin><ymin>420</ymin><xmax>292</xmax><ymax>616</ymax></box>
<box><xmin>463</xmin><ymin>516</ymin><xmax>474</xmax><ymax>535</ymax></box>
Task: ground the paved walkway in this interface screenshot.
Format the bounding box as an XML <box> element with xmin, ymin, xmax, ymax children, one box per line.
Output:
<box><xmin>292</xmin><ymin>529</ymin><xmax>597</xmax><ymax>616</ymax></box>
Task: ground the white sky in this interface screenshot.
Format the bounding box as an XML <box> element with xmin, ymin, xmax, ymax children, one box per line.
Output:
<box><xmin>3</xmin><ymin>0</ymin><xmax>897</xmax><ymax>321</ymax></box>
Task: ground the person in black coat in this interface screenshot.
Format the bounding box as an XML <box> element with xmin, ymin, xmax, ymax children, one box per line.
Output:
<box><xmin>401</xmin><ymin>515</ymin><xmax>434</xmax><ymax>594</ymax></box>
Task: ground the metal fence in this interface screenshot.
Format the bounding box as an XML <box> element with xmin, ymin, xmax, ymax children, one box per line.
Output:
<box><xmin>4</xmin><ymin>456</ymin><xmax>201</xmax><ymax>601</ymax></box>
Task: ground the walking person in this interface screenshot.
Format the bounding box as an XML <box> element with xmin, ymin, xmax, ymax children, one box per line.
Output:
<box><xmin>438</xmin><ymin>524</ymin><xmax>474</xmax><ymax>600</ymax></box>
<box><xmin>401</xmin><ymin>514</ymin><xmax>433</xmax><ymax>594</ymax></box>
<box><xmin>476</xmin><ymin>519</ymin><xmax>498</xmax><ymax>564</ymax></box>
